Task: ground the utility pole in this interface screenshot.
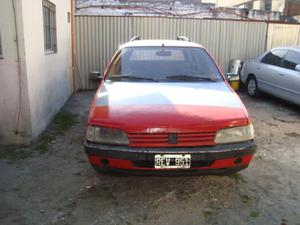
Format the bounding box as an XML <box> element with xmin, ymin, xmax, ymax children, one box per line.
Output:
<box><xmin>284</xmin><ymin>0</ymin><xmax>288</xmax><ymax>16</ymax></box>
<box><xmin>284</xmin><ymin>0</ymin><xmax>300</xmax><ymax>17</ymax></box>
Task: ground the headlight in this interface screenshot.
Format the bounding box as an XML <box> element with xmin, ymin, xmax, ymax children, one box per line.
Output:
<box><xmin>215</xmin><ymin>124</ymin><xmax>254</xmax><ymax>144</ymax></box>
<box><xmin>86</xmin><ymin>126</ymin><xmax>129</xmax><ymax>145</ymax></box>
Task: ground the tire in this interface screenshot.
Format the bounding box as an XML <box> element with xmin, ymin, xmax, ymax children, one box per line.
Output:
<box><xmin>246</xmin><ymin>76</ymin><xmax>259</xmax><ymax>97</ymax></box>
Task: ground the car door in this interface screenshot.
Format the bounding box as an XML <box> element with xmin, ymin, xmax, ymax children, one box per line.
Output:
<box><xmin>256</xmin><ymin>49</ymin><xmax>288</xmax><ymax>96</ymax></box>
<box><xmin>279</xmin><ymin>50</ymin><xmax>300</xmax><ymax>105</ymax></box>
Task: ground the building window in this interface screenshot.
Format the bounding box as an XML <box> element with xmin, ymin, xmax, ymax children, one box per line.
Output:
<box><xmin>43</xmin><ymin>0</ymin><xmax>57</xmax><ymax>53</ymax></box>
<box><xmin>245</xmin><ymin>2</ymin><xmax>253</xmax><ymax>10</ymax></box>
<box><xmin>0</xmin><ymin>32</ymin><xmax>3</xmax><ymax>59</ymax></box>
<box><xmin>264</xmin><ymin>0</ymin><xmax>272</xmax><ymax>11</ymax></box>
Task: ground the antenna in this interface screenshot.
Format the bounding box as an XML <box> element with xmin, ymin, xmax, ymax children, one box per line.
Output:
<box><xmin>130</xmin><ymin>35</ymin><xmax>140</xmax><ymax>42</ymax></box>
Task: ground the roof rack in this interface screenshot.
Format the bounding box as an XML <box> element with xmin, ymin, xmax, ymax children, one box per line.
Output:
<box><xmin>176</xmin><ymin>36</ymin><xmax>189</xmax><ymax>42</ymax></box>
<box><xmin>130</xmin><ymin>35</ymin><xmax>140</xmax><ymax>42</ymax></box>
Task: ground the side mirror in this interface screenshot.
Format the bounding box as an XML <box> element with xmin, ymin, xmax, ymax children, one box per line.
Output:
<box><xmin>89</xmin><ymin>71</ymin><xmax>103</xmax><ymax>81</ymax></box>
<box><xmin>295</xmin><ymin>65</ymin><xmax>300</xmax><ymax>72</ymax></box>
<box><xmin>226</xmin><ymin>73</ymin><xmax>240</xmax><ymax>90</ymax></box>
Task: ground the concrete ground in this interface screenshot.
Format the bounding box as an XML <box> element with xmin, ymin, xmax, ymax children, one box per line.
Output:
<box><xmin>1</xmin><ymin>90</ymin><xmax>300</xmax><ymax>225</ymax></box>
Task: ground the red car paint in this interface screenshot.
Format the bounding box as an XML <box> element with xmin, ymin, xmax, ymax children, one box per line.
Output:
<box><xmin>89</xmin><ymin>105</ymin><xmax>248</xmax><ymax>148</ymax></box>
<box><xmin>84</xmin><ymin>40</ymin><xmax>256</xmax><ymax>174</ymax></box>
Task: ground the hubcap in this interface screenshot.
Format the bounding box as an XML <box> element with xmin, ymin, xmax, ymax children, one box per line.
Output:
<box><xmin>248</xmin><ymin>79</ymin><xmax>256</xmax><ymax>95</ymax></box>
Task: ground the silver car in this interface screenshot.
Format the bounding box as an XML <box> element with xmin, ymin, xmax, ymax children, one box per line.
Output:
<box><xmin>241</xmin><ymin>47</ymin><xmax>300</xmax><ymax>105</ymax></box>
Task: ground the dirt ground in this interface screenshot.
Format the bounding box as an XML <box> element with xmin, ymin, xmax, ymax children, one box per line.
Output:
<box><xmin>1</xmin><ymin>90</ymin><xmax>300</xmax><ymax>225</ymax></box>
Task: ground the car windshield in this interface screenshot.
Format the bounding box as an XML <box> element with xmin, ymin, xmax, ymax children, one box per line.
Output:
<box><xmin>106</xmin><ymin>47</ymin><xmax>223</xmax><ymax>82</ymax></box>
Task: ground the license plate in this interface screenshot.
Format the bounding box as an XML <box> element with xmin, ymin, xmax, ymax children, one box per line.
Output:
<box><xmin>154</xmin><ymin>154</ymin><xmax>191</xmax><ymax>169</ymax></box>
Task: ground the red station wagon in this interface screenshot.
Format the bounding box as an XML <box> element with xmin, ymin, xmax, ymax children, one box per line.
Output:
<box><xmin>84</xmin><ymin>37</ymin><xmax>256</xmax><ymax>175</ymax></box>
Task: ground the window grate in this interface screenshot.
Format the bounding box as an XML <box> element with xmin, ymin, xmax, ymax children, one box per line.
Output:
<box><xmin>43</xmin><ymin>0</ymin><xmax>57</xmax><ymax>53</ymax></box>
<box><xmin>264</xmin><ymin>0</ymin><xmax>272</xmax><ymax>11</ymax></box>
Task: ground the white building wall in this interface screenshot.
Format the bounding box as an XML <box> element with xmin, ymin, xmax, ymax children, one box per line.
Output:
<box><xmin>0</xmin><ymin>0</ymin><xmax>32</xmax><ymax>144</ymax></box>
<box><xmin>216</xmin><ymin>0</ymin><xmax>249</xmax><ymax>7</ymax></box>
<box><xmin>21</xmin><ymin>0</ymin><xmax>72</xmax><ymax>138</ymax></box>
<box><xmin>271</xmin><ymin>0</ymin><xmax>285</xmax><ymax>12</ymax></box>
<box><xmin>216</xmin><ymin>0</ymin><xmax>285</xmax><ymax>11</ymax></box>
<box><xmin>253</xmin><ymin>1</ymin><xmax>261</xmax><ymax>10</ymax></box>
<box><xmin>0</xmin><ymin>0</ymin><xmax>72</xmax><ymax>145</ymax></box>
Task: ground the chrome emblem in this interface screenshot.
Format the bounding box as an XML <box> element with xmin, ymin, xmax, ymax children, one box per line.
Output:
<box><xmin>168</xmin><ymin>134</ymin><xmax>178</xmax><ymax>144</ymax></box>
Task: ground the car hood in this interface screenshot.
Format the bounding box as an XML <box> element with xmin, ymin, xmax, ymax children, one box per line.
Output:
<box><xmin>89</xmin><ymin>81</ymin><xmax>248</xmax><ymax>133</ymax></box>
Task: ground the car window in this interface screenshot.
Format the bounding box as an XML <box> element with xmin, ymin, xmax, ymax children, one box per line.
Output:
<box><xmin>129</xmin><ymin>49</ymin><xmax>185</xmax><ymax>61</ymax></box>
<box><xmin>282</xmin><ymin>51</ymin><xmax>300</xmax><ymax>71</ymax></box>
<box><xmin>261</xmin><ymin>49</ymin><xmax>287</xmax><ymax>66</ymax></box>
<box><xmin>106</xmin><ymin>47</ymin><xmax>223</xmax><ymax>81</ymax></box>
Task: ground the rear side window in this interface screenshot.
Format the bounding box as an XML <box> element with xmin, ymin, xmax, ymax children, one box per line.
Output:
<box><xmin>107</xmin><ymin>47</ymin><xmax>222</xmax><ymax>81</ymax></box>
<box><xmin>261</xmin><ymin>49</ymin><xmax>287</xmax><ymax>66</ymax></box>
<box><xmin>282</xmin><ymin>51</ymin><xmax>300</xmax><ymax>71</ymax></box>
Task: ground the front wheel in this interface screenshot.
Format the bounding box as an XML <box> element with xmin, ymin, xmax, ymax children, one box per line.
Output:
<box><xmin>246</xmin><ymin>76</ymin><xmax>259</xmax><ymax>97</ymax></box>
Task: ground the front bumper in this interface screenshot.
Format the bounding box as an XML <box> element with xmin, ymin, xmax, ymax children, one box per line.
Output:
<box><xmin>84</xmin><ymin>141</ymin><xmax>256</xmax><ymax>175</ymax></box>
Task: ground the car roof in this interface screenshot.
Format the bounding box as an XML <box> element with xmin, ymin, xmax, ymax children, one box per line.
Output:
<box><xmin>120</xmin><ymin>40</ymin><xmax>203</xmax><ymax>49</ymax></box>
<box><xmin>272</xmin><ymin>46</ymin><xmax>300</xmax><ymax>53</ymax></box>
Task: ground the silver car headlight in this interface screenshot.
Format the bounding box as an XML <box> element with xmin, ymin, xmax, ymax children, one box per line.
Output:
<box><xmin>215</xmin><ymin>124</ymin><xmax>254</xmax><ymax>144</ymax></box>
<box><xmin>86</xmin><ymin>126</ymin><xmax>129</xmax><ymax>145</ymax></box>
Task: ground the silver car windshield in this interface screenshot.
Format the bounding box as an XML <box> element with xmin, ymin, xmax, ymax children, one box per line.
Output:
<box><xmin>106</xmin><ymin>47</ymin><xmax>223</xmax><ymax>82</ymax></box>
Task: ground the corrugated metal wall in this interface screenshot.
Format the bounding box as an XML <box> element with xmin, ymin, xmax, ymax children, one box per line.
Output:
<box><xmin>266</xmin><ymin>23</ymin><xmax>300</xmax><ymax>50</ymax></box>
<box><xmin>75</xmin><ymin>16</ymin><xmax>296</xmax><ymax>90</ymax></box>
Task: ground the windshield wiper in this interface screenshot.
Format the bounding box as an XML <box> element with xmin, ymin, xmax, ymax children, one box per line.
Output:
<box><xmin>166</xmin><ymin>75</ymin><xmax>217</xmax><ymax>82</ymax></box>
<box><xmin>107</xmin><ymin>75</ymin><xmax>159</xmax><ymax>82</ymax></box>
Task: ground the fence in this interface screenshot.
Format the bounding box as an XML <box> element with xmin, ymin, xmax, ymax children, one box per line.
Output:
<box><xmin>266</xmin><ymin>23</ymin><xmax>300</xmax><ymax>49</ymax></box>
<box><xmin>74</xmin><ymin>16</ymin><xmax>300</xmax><ymax>90</ymax></box>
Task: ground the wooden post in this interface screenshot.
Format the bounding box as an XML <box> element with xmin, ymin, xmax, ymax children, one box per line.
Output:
<box><xmin>71</xmin><ymin>0</ymin><xmax>76</xmax><ymax>93</ymax></box>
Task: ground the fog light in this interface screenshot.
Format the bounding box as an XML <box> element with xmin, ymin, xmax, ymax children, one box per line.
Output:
<box><xmin>234</xmin><ymin>157</ymin><xmax>243</xmax><ymax>165</ymax></box>
<box><xmin>101</xmin><ymin>159</ymin><xmax>109</xmax><ymax>166</ymax></box>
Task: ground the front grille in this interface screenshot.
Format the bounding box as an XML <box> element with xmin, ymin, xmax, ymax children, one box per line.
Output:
<box><xmin>128</xmin><ymin>132</ymin><xmax>216</xmax><ymax>147</ymax></box>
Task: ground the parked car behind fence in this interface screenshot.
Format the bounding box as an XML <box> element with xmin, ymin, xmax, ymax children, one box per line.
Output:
<box><xmin>241</xmin><ymin>47</ymin><xmax>300</xmax><ymax>105</ymax></box>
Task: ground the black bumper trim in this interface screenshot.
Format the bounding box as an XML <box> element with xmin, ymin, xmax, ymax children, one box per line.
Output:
<box><xmin>84</xmin><ymin>141</ymin><xmax>256</xmax><ymax>161</ymax></box>
<box><xmin>93</xmin><ymin>165</ymin><xmax>249</xmax><ymax>176</ymax></box>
